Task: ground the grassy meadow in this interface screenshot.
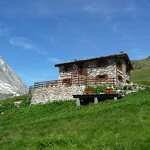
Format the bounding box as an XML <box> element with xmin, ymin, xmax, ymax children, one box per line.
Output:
<box><xmin>0</xmin><ymin>90</ymin><xmax>150</xmax><ymax>149</ymax></box>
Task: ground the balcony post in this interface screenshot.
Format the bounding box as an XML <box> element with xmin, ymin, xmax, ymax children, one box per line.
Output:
<box><xmin>76</xmin><ymin>98</ymin><xmax>80</xmax><ymax>107</ymax></box>
<box><xmin>94</xmin><ymin>97</ymin><xmax>98</xmax><ymax>104</ymax></box>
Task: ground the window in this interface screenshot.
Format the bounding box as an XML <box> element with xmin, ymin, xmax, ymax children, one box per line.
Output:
<box><xmin>118</xmin><ymin>75</ymin><xmax>123</xmax><ymax>82</ymax></box>
<box><xmin>61</xmin><ymin>65</ymin><xmax>72</xmax><ymax>72</ymax></box>
<box><xmin>117</xmin><ymin>61</ymin><xmax>122</xmax><ymax>71</ymax></box>
<box><xmin>95</xmin><ymin>74</ymin><xmax>108</xmax><ymax>81</ymax></box>
<box><xmin>62</xmin><ymin>78</ymin><xmax>71</xmax><ymax>86</ymax></box>
<box><xmin>78</xmin><ymin>64</ymin><xmax>83</xmax><ymax>69</ymax></box>
<box><xmin>60</xmin><ymin>66</ymin><xmax>64</xmax><ymax>72</ymax></box>
<box><xmin>126</xmin><ymin>67</ymin><xmax>130</xmax><ymax>75</ymax></box>
<box><xmin>78</xmin><ymin>64</ymin><xmax>86</xmax><ymax>75</ymax></box>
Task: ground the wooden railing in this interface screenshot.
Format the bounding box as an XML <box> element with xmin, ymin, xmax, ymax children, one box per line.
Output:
<box><xmin>34</xmin><ymin>80</ymin><xmax>63</xmax><ymax>89</ymax></box>
<box><xmin>33</xmin><ymin>78</ymin><xmax>116</xmax><ymax>89</ymax></box>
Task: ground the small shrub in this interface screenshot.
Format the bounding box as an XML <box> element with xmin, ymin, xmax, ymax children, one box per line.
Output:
<box><xmin>95</xmin><ymin>86</ymin><xmax>106</xmax><ymax>94</ymax></box>
<box><xmin>145</xmin><ymin>86</ymin><xmax>150</xmax><ymax>91</ymax></box>
<box><xmin>84</xmin><ymin>85</ymin><xmax>106</xmax><ymax>94</ymax></box>
<box><xmin>0</xmin><ymin>94</ymin><xmax>32</xmax><ymax>112</ymax></box>
<box><xmin>0</xmin><ymin>101</ymin><xmax>17</xmax><ymax>113</ymax></box>
<box><xmin>123</xmin><ymin>85</ymin><xmax>128</xmax><ymax>90</ymax></box>
<box><xmin>128</xmin><ymin>86</ymin><xmax>132</xmax><ymax>90</ymax></box>
<box><xmin>115</xmin><ymin>85</ymin><xmax>122</xmax><ymax>90</ymax></box>
<box><xmin>85</xmin><ymin>86</ymin><xmax>95</xmax><ymax>91</ymax></box>
<box><xmin>20</xmin><ymin>95</ymin><xmax>32</xmax><ymax>107</ymax></box>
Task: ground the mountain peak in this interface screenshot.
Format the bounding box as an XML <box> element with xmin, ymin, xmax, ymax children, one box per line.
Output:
<box><xmin>0</xmin><ymin>56</ymin><xmax>28</xmax><ymax>100</ymax></box>
<box><xmin>0</xmin><ymin>56</ymin><xmax>4</xmax><ymax>59</ymax></box>
<box><xmin>0</xmin><ymin>57</ymin><xmax>5</xmax><ymax>65</ymax></box>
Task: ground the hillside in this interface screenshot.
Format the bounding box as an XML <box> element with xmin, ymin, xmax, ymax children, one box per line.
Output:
<box><xmin>131</xmin><ymin>57</ymin><xmax>150</xmax><ymax>85</ymax></box>
<box><xmin>0</xmin><ymin>91</ymin><xmax>150</xmax><ymax>149</ymax></box>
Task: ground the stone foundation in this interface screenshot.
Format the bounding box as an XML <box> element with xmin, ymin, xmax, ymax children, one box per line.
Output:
<box><xmin>31</xmin><ymin>85</ymin><xmax>85</xmax><ymax>104</ymax></box>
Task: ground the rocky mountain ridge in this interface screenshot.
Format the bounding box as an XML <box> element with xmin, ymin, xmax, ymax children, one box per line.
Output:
<box><xmin>0</xmin><ymin>56</ymin><xmax>28</xmax><ymax>100</ymax></box>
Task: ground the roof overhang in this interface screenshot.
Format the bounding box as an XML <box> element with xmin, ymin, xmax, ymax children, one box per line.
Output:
<box><xmin>55</xmin><ymin>53</ymin><xmax>133</xmax><ymax>70</ymax></box>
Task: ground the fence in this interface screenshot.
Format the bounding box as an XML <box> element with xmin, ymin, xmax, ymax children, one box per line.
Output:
<box><xmin>34</xmin><ymin>80</ymin><xmax>63</xmax><ymax>89</ymax></box>
<box><xmin>33</xmin><ymin>78</ymin><xmax>116</xmax><ymax>89</ymax></box>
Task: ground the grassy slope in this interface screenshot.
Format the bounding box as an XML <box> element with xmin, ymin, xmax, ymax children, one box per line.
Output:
<box><xmin>0</xmin><ymin>91</ymin><xmax>150</xmax><ymax>149</ymax></box>
<box><xmin>131</xmin><ymin>58</ymin><xmax>150</xmax><ymax>85</ymax></box>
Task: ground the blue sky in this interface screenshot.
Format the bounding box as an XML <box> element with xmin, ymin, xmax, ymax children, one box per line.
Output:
<box><xmin>0</xmin><ymin>0</ymin><xmax>150</xmax><ymax>86</ymax></box>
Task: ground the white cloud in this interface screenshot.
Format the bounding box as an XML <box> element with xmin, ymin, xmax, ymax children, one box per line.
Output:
<box><xmin>83</xmin><ymin>0</ymin><xmax>139</xmax><ymax>21</ymax></box>
<box><xmin>84</xmin><ymin>1</ymin><xmax>112</xmax><ymax>14</ymax></box>
<box><xmin>9</xmin><ymin>36</ymin><xmax>51</xmax><ymax>57</ymax></box>
<box><xmin>48</xmin><ymin>57</ymin><xmax>63</xmax><ymax>64</ymax></box>
<box><xmin>0</xmin><ymin>25</ymin><xmax>10</xmax><ymax>36</ymax></box>
<box><xmin>37</xmin><ymin>50</ymin><xmax>50</xmax><ymax>56</ymax></box>
<box><xmin>9</xmin><ymin>37</ymin><xmax>34</xmax><ymax>49</ymax></box>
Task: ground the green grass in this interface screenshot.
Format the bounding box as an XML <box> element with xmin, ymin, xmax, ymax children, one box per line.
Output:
<box><xmin>0</xmin><ymin>91</ymin><xmax>150</xmax><ymax>149</ymax></box>
<box><xmin>131</xmin><ymin>59</ymin><xmax>150</xmax><ymax>85</ymax></box>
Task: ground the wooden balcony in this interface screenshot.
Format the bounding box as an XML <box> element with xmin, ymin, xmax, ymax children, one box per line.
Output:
<box><xmin>33</xmin><ymin>78</ymin><xmax>116</xmax><ymax>89</ymax></box>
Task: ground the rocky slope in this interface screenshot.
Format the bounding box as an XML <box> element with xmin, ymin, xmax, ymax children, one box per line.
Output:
<box><xmin>0</xmin><ymin>56</ymin><xmax>28</xmax><ymax>100</ymax></box>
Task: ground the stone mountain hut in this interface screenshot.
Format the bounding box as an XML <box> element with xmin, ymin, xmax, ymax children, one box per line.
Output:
<box><xmin>31</xmin><ymin>53</ymin><xmax>133</xmax><ymax>104</ymax></box>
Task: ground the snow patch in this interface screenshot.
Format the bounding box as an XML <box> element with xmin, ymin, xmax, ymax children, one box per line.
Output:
<box><xmin>0</xmin><ymin>59</ymin><xmax>5</xmax><ymax>65</ymax></box>
<box><xmin>3</xmin><ymin>68</ymin><xmax>6</xmax><ymax>72</ymax></box>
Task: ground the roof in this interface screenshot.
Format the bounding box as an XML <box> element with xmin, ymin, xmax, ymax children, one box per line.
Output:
<box><xmin>55</xmin><ymin>53</ymin><xmax>133</xmax><ymax>70</ymax></box>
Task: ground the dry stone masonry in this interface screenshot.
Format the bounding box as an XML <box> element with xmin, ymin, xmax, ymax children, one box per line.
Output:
<box><xmin>31</xmin><ymin>85</ymin><xmax>85</xmax><ymax>104</ymax></box>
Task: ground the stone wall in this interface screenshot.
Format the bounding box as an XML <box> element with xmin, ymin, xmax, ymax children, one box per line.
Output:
<box><xmin>87</xmin><ymin>59</ymin><xmax>116</xmax><ymax>79</ymax></box>
<box><xmin>116</xmin><ymin>58</ymin><xmax>131</xmax><ymax>85</ymax></box>
<box><xmin>31</xmin><ymin>85</ymin><xmax>85</xmax><ymax>104</ymax></box>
